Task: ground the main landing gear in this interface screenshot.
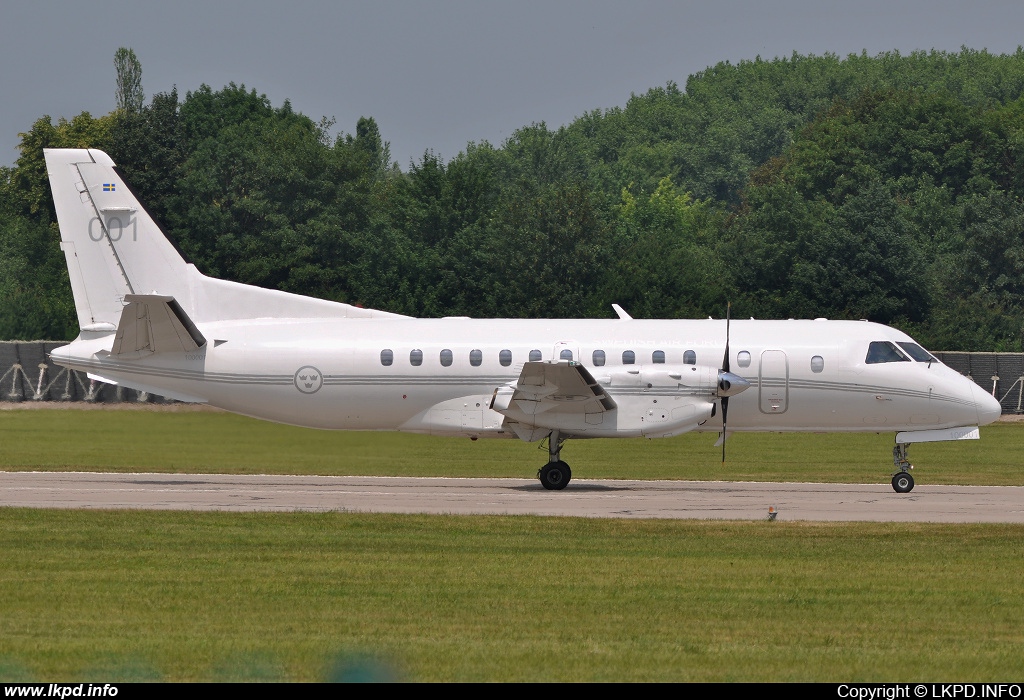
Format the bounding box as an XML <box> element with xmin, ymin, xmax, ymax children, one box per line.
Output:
<box><xmin>538</xmin><ymin>430</ymin><xmax>571</xmax><ymax>490</ymax></box>
<box><xmin>891</xmin><ymin>443</ymin><xmax>915</xmax><ymax>493</ymax></box>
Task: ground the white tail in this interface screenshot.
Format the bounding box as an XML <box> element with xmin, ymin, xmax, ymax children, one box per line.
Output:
<box><xmin>45</xmin><ymin>148</ymin><xmax>406</xmax><ymax>339</ymax></box>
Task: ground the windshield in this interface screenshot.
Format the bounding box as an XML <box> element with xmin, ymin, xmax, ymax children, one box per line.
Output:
<box><xmin>897</xmin><ymin>341</ymin><xmax>937</xmax><ymax>363</ymax></box>
<box><xmin>865</xmin><ymin>341</ymin><xmax>911</xmax><ymax>364</ymax></box>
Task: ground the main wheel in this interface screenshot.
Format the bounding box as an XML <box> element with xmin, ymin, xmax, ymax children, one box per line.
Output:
<box><xmin>539</xmin><ymin>461</ymin><xmax>571</xmax><ymax>490</ymax></box>
<box><xmin>892</xmin><ymin>471</ymin><xmax>915</xmax><ymax>493</ymax></box>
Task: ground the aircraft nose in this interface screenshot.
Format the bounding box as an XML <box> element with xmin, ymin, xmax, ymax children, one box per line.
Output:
<box><xmin>717</xmin><ymin>371</ymin><xmax>751</xmax><ymax>397</ymax></box>
<box><xmin>974</xmin><ymin>385</ymin><xmax>1003</xmax><ymax>426</ymax></box>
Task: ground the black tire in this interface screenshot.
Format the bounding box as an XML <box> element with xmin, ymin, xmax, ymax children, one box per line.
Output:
<box><xmin>539</xmin><ymin>461</ymin><xmax>571</xmax><ymax>490</ymax></box>
<box><xmin>892</xmin><ymin>472</ymin><xmax>915</xmax><ymax>493</ymax></box>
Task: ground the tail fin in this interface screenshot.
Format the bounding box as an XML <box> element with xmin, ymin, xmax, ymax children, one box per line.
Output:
<box><xmin>45</xmin><ymin>148</ymin><xmax>408</xmax><ymax>334</ymax></box>
<box><xmin>45</xmin><ymin>148</ymin><xmax>195</xmax><ymax>333</ymax></box>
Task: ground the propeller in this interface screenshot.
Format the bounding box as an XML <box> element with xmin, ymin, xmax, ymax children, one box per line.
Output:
<box><xmin>716</xmin><ymin>303</ymin><xmax>750</xmax><ymax>463</ymax></box>
<box><xmin>721</xmin><ymin>302</ymin><xmax>731</xmax><ymax>464</ymax></box>
<box><xmin>708</xmin><ymin>302</ymin><xmax>749</xmax><ymax>462</ymax></box>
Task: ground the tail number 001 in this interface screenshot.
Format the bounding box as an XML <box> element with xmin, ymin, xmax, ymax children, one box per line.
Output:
<box><xmin>89</xmin><ymin>215</ymin><xmax>137</xmax><ymax>243</ymax></box>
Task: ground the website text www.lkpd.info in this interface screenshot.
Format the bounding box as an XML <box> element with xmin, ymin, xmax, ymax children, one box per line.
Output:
<box><xmin>4</xmin><ymin>686</ymin><xmax>117</xmax><ymax>698</ymax></box>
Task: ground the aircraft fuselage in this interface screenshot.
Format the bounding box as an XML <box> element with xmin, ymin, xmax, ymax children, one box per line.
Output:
<box><xmin>53</xmin><ymin>316</ymin><xmax>998</xmax><ymax>437</ymax></box>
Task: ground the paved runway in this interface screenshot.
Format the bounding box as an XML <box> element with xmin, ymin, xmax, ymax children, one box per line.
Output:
<box><xmin>2</xmin><ymin>471</ymin><xmax>1024</xmax><ymax>522</ymax></box>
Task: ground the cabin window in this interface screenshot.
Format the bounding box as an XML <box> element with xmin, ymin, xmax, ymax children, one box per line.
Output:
<box><xmin>810</xmin><ymin>355</ymin><xmax>824</xmax><ymax>373</ymax></box>
<box><xmin>380</xmin><ymin>349</ymin><xmax>394</xmax><ymax>366</ymax></box>
<box><xmin>560</xmin><ymin>349</ymin><xmax>574</xmax><ymax>361</ymax></box>
<box><xmin>865</xmin><ymin>341</ymin><xmax>910</xmax><ymax>364</ymax></box>
<box><xmin>897</xmin><ymin>342</ymin><xmax>937</xmax><ymax>363</ymax></box>
<box><xmin>529</xmin><ymin>349</ymin><xmax>542</xmax><ymax>362</ymax></box>
<box><xmin>622</xmin><ymin>350</ymin><xmax>635</xmax><ymax>365</ymax></box>
<box><xmin>499</xmin><ymin>349</ymin><xmax>513</xmax><ymax>367</ymax></box>
<box><xmin>470</xmin><ymin>349</ymin><xmax>483</xmax><ymax>366</ymax></box>
<box><xmin>410</xmin><ymin>349</ymin><xmax>423</xmax><ymax>366</ymax></box>
<box><xmin>652</xmin><ymin>350</ymin><xmax>666</xmax><ymax>364</ymax></box>
<box><xmin>737</xmin><ymin>351</ymin><xmax>751</xmax><ymax>368</ymax></box>
<box><xmin>593</xmin><ymin>349</ymin><xmax>606</xmax><ymax>366</ymax></box>
<box><xmin>440</xmin><ymin>349</ymin><xmax>453</xmax><ymax>367</ymax></box>
<box><xmin>683</xmin><ymin>350</ymin><xmax>696</xmax><ymax>365</ymax></box>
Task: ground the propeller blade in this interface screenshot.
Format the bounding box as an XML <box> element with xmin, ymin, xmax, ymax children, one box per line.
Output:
<box><xmin>721</xmin><ymin>396</ymin><xmax>729</xmax><ymax>464</ymax></box>
<box><xmin>722</xmin><ymin>302</ymin><xmax>731</xmax><ymax>373</ymax></box>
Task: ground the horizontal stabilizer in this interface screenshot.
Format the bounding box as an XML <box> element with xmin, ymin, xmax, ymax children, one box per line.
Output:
<box><xmin>111</xmin><ymin>294</ymin><xmax>207</xmax><ymax>355</ymax></box>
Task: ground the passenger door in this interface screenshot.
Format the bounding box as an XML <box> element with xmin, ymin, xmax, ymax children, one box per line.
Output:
<box><xmin>759</xmin><ymin>350</ymin><xmax>789</xmax><ymax>414</ymax></box>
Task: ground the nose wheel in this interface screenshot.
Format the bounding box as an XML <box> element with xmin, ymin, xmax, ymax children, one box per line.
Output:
<box><xmin>891</xmin><ymin>471</ymin><xmax>914</xmax><ymax>493</ymax></box>
<box><xmin>538</xmin><ymin>430</ymin><xmax>571</xmax><ymax>490</ymax></box>
<box><xmin>891</xmin><ymin>443</ymin><xmax>915</xmax><ymax>493</ymax></box>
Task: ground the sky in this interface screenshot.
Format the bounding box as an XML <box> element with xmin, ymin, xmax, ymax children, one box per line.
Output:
<box><xmin>4</xmin><ymin>0</ymin><xmax>1024</xmax><ymax>169</ymax></box>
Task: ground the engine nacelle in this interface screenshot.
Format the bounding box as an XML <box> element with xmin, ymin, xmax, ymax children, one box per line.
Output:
<box><xmin>593</xmin><ymin>363</ymin><xmax>718</xmax><ymax>396</ymax></box>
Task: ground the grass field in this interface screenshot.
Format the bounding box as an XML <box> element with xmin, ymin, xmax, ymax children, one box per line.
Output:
<box><xmin>2</xmin><ymin>510</ymin><xmax>1024</xmax><ymax>682</ymax></box>
<box><xmin>1</xmin><ymin>408</ymin><xmax>1023</xmax><ymax>681</ymax></box>
<box><xmin>1</xmin><ymin>407</ymin><xmax>1022</xmax><ymax>485</ymax></box>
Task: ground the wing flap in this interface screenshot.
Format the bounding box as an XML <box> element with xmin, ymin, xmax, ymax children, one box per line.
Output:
<box><xmin>492</xmin><ymin>361</ymin><xmax>616</xmax><ymax>417</ymax></box>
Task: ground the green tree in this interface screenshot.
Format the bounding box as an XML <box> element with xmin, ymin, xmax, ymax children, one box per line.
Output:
<box><xmin>601</xmin><ymin>177</ymin><xmax>729</xmax><ymax>318</ymax></box>
<box><xmin>1</xmin><ymin>113</ymin><xmax>114</xmax><ymax>223</ymax></box>
<box><xmin>0</xmin><ymin>113</ymin><xmax>114</xmax><ymax>339</ymax></box>
<box><xmin>0</xmin><ymin>210</ymin><xmax>76</xmax><ymax>339</ymax></box>
<box><xmin>114</xmin><ymin>47</ymin><xmax>144</xmax><ymax>114</ymax></box>
<box><xmin>726</xmin><ymin>87</ymin><xmax>1024</xmax><ymax>346</ymax></box>
<box><xmin>110</xmin><ymin>89</ymin><xmax>184</xmax><ymax>230</ymax></box>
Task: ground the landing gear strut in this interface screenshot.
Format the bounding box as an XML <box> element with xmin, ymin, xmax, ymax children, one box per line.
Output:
<box><xmin>891</xmin><ymin>443</ymin><xmax>915</xmax><ymax>493</ymax></box>
<box><xmin>538</xmin><ymin>430</ymin><xmax>571</xmax><ymax>490</ymax></box>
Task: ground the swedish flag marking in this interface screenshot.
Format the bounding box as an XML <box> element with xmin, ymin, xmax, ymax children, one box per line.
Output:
<box><xmin>103</xmin><ymin>183</ymin><xmax>116</xmax><ymax>192</ymax></box>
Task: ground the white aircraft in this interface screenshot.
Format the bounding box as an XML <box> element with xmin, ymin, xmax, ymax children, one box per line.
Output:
<box><xmin>44</xmin><ymin>148</ymin><xmax>1002</xmax><ymax>492</ymax></box>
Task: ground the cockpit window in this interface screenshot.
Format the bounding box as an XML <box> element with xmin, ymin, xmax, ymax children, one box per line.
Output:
<box><xmin>897</xmin><ymin>342</ymin><xmax>937</xmax><ymax>363</ymax></box>
<box><xmin>865</xmin><ymin>341</ymin><xmax>911</xmax><ymax>364</ymax></box>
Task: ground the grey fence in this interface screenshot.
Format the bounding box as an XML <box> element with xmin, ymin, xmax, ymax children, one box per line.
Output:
<box><xmin>2</xmin><ymin>341</ymin><xmax>1022</xmax><ymax>413</ymax></box>
<box><xmin>0</xmin><ymin>341</ymin><xmax>171</xmax><ymax>404</ymax></box>
<box><xmin>933</xmin><ymin>352</ymin><xmax>1024</xmax><ymax>415</ymax></box>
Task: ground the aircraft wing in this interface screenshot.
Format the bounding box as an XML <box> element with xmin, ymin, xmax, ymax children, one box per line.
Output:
<box><xmin>111</xmin><ymin>294</ymin><xmax>207</xmax><ymax>355</ymax></box>
<box><xmin>491</xmin><ymin>360</ymin><xmax>616</xmax><ymax>417</ymax></box>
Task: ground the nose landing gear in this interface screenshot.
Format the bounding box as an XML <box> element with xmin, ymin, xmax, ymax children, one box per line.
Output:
<box><xmin>891</xmin><ymin>443</ymin><xmax>915</xmax><ymax>493</ymax></box>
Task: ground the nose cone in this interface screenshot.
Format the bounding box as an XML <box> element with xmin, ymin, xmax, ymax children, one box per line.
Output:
<box><xmin>717</xmin><ymin>371</ymin><xmax>751</xmax><ymax>397</ymax></box>
<box><xmin>975</xmin><ymin>385</ymin><xmax>1003</xmax><ymax>426</ymax></box>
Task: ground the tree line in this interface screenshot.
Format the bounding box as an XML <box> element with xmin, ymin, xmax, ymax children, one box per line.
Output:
<box><xmin>2</xmin><ymin>47</ymin><xmax>1024</xmax><ymax>350</ymax></box>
